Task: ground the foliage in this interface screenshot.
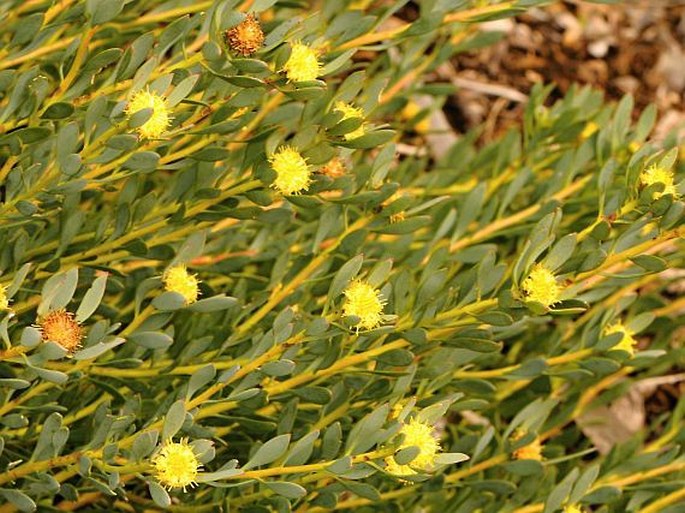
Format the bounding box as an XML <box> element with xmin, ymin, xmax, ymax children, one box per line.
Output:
<box><xmin>0</xmin><ymin>1</ymin><xmax>683</xmax><ymax>512</ymax></box>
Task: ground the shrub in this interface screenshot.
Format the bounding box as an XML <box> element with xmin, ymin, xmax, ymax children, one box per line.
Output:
<box><xmin>0</xmin><ymin>1</ymin><xmax>683</xmax><ymax>512</ymax></box>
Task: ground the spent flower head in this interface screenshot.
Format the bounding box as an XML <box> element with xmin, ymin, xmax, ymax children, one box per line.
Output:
<box><xmin>334</xmin><ymin>101</ymin><xmax>366</xmax><ymax>140</ymax></box>
<box><xmin>38</xmin><ymin>309</ymin><xmax>83</xmax><ymax>354</ymax></box>
<box><xmin>269</xmin><ymin>146</ymin><xmax>312</xmax><ymax>195</ymax></box>
<box><xmin>163</xmin><ymin>265</ymin><xmax>200</xmax><ymax>304</ymax></box>
<box><xmin>343</xmin><ymin>280</ymin><xmax>386</xmax><ymax>331</ymax></box>
<box><xmin>225</xmin><ymin>13</ymin><xmax>264</xmax><ymax>56</ymax></box>
<box><xmin>152</xmin><ymin>438</ymin><xmax>202</xmax><ymax>491</ymax></box>
<box><xmin>320</xmin><ymin>156</ymin><xmax>346</xmax><ymax>179</ymax></box>
<box><xmin>640</xmin><ymin>163</ymin><xmax>678</xmax><ymax>199</ymax></box>
<box><xmin>605</xmin><ymin>322</ymin><xmax>637</xmax><ymax>355</ymax></box>
<box><xmin>282</xmin><ymin>42</ymin><xmax>320</xmax><ymax>82</ymax></box>
<box><xmin>126</xmin><ymin>89</ymin><xmax>172</xmax><ymax>139</ymax></box>
<box><xmin>522</xmin><ymin>264</ymin><xmax>561</xmax><ymax>308</ymax></box>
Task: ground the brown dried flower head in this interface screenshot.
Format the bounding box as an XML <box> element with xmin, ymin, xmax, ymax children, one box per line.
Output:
<box><xmin>225</xmin><ymin>14</ymin><xmax>264</xmax><ymax>56</ymax></box>
<box><xmin>320</xmin><ymin>157</ymin><xmax>346</xmax><ymax>179</ymax></box>
<box><xmin>39</xmin><ymin>309</ymin><xmax>83</xmax><ymax>354</ymax></box>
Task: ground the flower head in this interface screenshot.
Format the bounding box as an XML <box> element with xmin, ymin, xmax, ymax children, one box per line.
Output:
<box><xmin>126</xmin><ymin>89</ymin><xmax>171</xmax><ymax>139</ymax></box>
<box><xmin>522</xmin><ymin>264</ymin><xmax>561</xmax><ymax>307</ymax></box>
<box><xmin>334</xmin><ymin>101</ymin><xmax>366</xmax><ymax>140</ymax></box>
<box><xmin>512</xmin><ymin>430</ymin><xmax>543</xmax><ymax>461</ymax></box>
<box><xmin>320</xmin><ymin>156</ymin><xmax>346</xmax><ymax>179</ymax></box>
<box><xmin>225</xmin><ymin>14</ymin><xmax>264</xmax><ymax>56</ymax></box>
<box><xmin>38</xmin><ymin>309</ymin><xmax>83</xmax><ymax>354</ymax></box>
<box><xmin>605</xmin><ymin>322</ymin><xmax>636</xmax><ymax>355</ymax></box>
<box><xmin>0</xmin><ymin>284</ymin><xmax>9</xmax><ymax>310</ymax></box>
<box><xmin>269</xmin><ymin>146</ymin><xmax>312</xmax><ymax>195</ymax></box>
<box><xmin>163</xmin><ymin>265</ymin><xmax>200</xmax><ymax>304</ymax></box>
<box><xmin>384</xmin><ymin>457</ymin><xmax>417</xmax><ymax>478</ymax></box>
<box><xmin>563</xmin><ymin>505</ymin><xmax>584</xmax><ymax>513</ymax></box>
<box><xmin>282</xmin><ymin>42</ymin><xmax>320</xmax><ymax>82</ymax></box>
<box><xmin>152</xmin><ymin>438</ymin><xmax>201</xmax><ymax>491</ymax></box>
<box><xmin>640</xmin><ymin>163</ymin><xmax>678</xmax><ymax>199</ymax></box>
<box><xmin>343</xmin><ymin>280</ymin><xmax>386</xmax><ymax>331</ymax></box>
<box><xmin>385</xmin><ymin>417</ymin><xmax>440</xmax><ymax>478</ymax></box>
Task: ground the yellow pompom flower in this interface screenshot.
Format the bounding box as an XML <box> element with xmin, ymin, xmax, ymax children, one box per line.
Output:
<box><xmin>163</xmin><ymin>265</ymin><xmax>200</xmax><ymax>304</ymax></box>
<box><xmin>563</xmin><ymin>505</ymin><xmax>584</xmax><ymax>513</ymax></box>
<box><xmin>604</xmin><ymin>322</ymin><xmax>636</xmax><ymax>355</ymax></box>
<box><xmin>640</xmin><ymin>163</ymin><xmax>678</xmax><ymax>199</ymax></box>
<box><xmin>342</xmin><ymin>280</ymin><xmax>386</xmax><ymax>331</ymax></box>
<box><xmin>334</xmin><ymin>101</ymin><xmax>366</xmax><ymax>140</ymax></box>
<box><xmin>269</xmin><ymin>146</ymin><xmax>312</xmax><ymax>195</ymax></box>
<box><xmin>384</xmin><ymin>457</ymin><xmax>417</xmax><ymax>478</ymax></box>
<box><xmin>38</xmin><ymin>309</ymin><xmax>83</xmax><ymax>354</ymax></box>
<box><xmin>152</xmin><ymin>438</ymin><xmax>202</xmax><ymax>491</ymax></box>
<box><xmin>0</xmin><ymin>284</ymin><xmax>9</xmax><ymax>311</ymax></box>
<box><xmin>126</xmin><ymin>89</ymin><xmax>171</xmax><ymax>139</ymax></box>
<box><xmin>512</xmin><ymin>432</ymin><xmax>543</xmax><ymax>461</ymax></box>
<box><xmin>522</xmin><ymin>264</ymin><xmax>561</xmax><ymax>307</ymax></box>
<box><xmin>282</xmin><ymin>42</ymin><xmax>320</xmax><ymax>82</ymax></box>
<box><xmin>385</xmin><ymin>417</ymin><xmax>440</xmax><ymax>477</ymax></box>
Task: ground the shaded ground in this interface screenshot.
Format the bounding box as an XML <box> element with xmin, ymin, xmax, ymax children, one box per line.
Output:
<box><xmin>446</xmin><ymin>1</ymin><xmax>685</xmax><ymax>143</ymax></box>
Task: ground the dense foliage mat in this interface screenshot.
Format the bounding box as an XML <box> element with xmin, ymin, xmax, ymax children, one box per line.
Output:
<box><xmin>0</xmin><ymin>1</ymin><xmax>683</xmax><ymax>512</ymax></box>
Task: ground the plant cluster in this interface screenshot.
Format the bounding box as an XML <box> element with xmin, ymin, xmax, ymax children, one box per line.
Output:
<box><xmin>0</xmin><ymin>1</ymin><xmax>683</xmax><ymax>512</ymax></box>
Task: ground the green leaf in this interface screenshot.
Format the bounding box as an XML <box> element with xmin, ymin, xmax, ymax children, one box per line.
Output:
<box><xmin>186</xmin><ymin>365</ymin><xmax>216</xmax><ymax>400</ymax></box>
<box><xmin>543</xmin><ymin>467</ymin><xmax>579</xmax><ymax>513</ymax></box>
<box><xmin>0</xmin><ymin>489</ymin><xmax>36</xmax><ymax>512</ymax></box>
<box><xmin>147</xmin><ymin>481</ymin><xmax>170</xmax><ymax>508</ymax></box>
<box><xmin>187</xmin><ymin>295</ymin><xmax>238</xmax><ymax>313</ymax></box>
<box><xmin>284</xmin><ymin>430</ymin><xmax>319</xmax><ymax>466</ymax></box>
<box><xmin>329</xmin><ymin>254</ymin><xmax>364</xmax><ymax>299</ymax></box>
<box><xmin>263</xmin><ymin>481</ymin><xmax>307</xmax><ymax>499</ymax></box>
<box><xmin>87</xmin><ymin>0</ymin><xmax>125</xmax><ymax>24</ymax></box>
<box><xmin>21</xmin><ymin>327</ymin><xmax>42</xmax><ymax>348</ymax></box>
<box><xmin>128</xmin><ymin>332</ymin><xmax>174</xmax><ymax>350</ymax></box>
<box><xmin>162</xmin><ymin>400</ymin><xmax>186</xmax><ymax>440</ymax></box>
<box><xmin>42</xmin><ymin>102</ymin><xmax>75</xmax><ymax>120</ymax></box>
<box><xmin>152</xmin><ymin>291</ymin><xmax>187</xmax><ymax>311</ymax></box>
<box><xmin>630</xmin><ymin>255</ymin><xmax>667</xmax><ymax>273</ymax></box>
<box><xmin>338</xmin><ymin>129</ymin><xmax>395</xmax><ymax>149</ymax></box>
<box><xmin>75</xmin><ymin>274</ymin><xmax>108</xmax><ymax>322</ymax></box>
<box><xmin>242</xmin><ymin>434</ymin><xmax>291</xmax><ymax>470</ymax></box>
<box><xmin>345</xmin><ymin>404</ymin><xmax>389</xmax><ymax>455</ymax></box>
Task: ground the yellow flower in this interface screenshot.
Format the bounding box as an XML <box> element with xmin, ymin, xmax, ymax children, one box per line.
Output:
<box><xmin>38</xmin><ymin>309</ymin><xmax>83</xmax><ymax>354</ymax></box>
<box><xmin>163</xmin><ymin>265</ymin><xmax>200</xmax><ymax>304</ymax></box>
<box><xmin>401</xmin><ymin>101</ymin><xmax>430</xmax><ymax>134</ymax></box>
<box><xmin>342</xmin><ymin>280</ymin><xmax>386</xmax><ymax>331</ymax></box>
<box><xmin>604</xmin><ymin>322</ymin><xmax>636</xmax><ymax>355</ymax></box>
<box><xmin>0</xmin><ymin>284</ymin><xmax>9</xmax><ymax>310</ymax></box>
<box><xmin>384</xmin><ymin>456</ymin><xmax>417</xmax><ymax>478</ymax></box>
<box><xmin>269</xmin><ymin>146</ymin><xmax>312</xmax><ymax>195</ymax></box>
<box><xmin>398</xmin><ymin>418</ymin><xmax>440</xmax><ymax>469</ymax></box>
<box><xmin>385</xmin><ymin>417</ymin><xmax>440</xmax><ymax>477</ymax></box>
<box><xmin>640</xmin><ymin>163</ymin><xmax>678</xmax><ymax>198</ymax></box>
<box><xmin>225</xmin><ymin>14</ymin><xmax>264</xmax><ymax>56</ymax></box>
<box><xmin>514</xmin><ymin>440</ymin><xmax>543</xmax><ymax>461</ymax></box>
<box><xmin>522</xmin><ymin>264</ymin><xmax>561</xmax><ymax>307</ymax></box>
<box><xmin>152</xmin><ymin>438</ymin><xmax>201</xmax><ymax>491</ymax></box>
<box><xmin>282</xmin><ymin>42</ymin><xmax>320</xmax><ymax>82</ymax></box>
<box><xmin>126</xmin><ymin>89</ymin><xmax>171</xmax><ymax>139</ymax></box>
<box><xmin>334</xmin><ymin>101</ymin><xmax>366</xmax><ymax>140</ymax></box>
<box><xmin>563</xmin><ymin>505</ymin><xmax>584</xmax><ymax>513</ymax></box>
<box><xmin>580</xmin><ymin>121</ymin><xmax>598</xmax><ymax>140</ymax></box>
